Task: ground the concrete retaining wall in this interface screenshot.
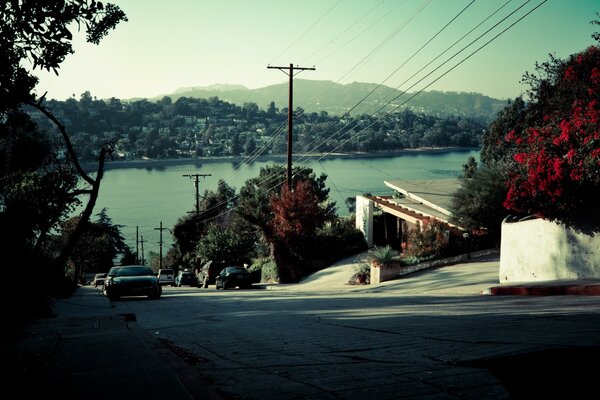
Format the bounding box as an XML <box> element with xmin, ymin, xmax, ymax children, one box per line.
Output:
<box><xmin>370</xmin><ymin>249</ymin><xmax>498</xmax><ymax>284</ymax></box>
<box><xmin>499</xmin><ymin>217</ymin><xmax>600</xmax><ymax>283</ymax></box>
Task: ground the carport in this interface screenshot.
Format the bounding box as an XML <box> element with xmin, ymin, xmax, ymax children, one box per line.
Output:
<box><xmin>355</xmin><ymin>179</ymin><xmax>462</xmax><ymax>249</ymax></box>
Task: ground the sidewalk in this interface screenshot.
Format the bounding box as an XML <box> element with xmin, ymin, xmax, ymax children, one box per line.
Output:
<box><xmin>1</xmin><ymin>286</ymin><xmax>194</xmax><ymax>400</ymax></box>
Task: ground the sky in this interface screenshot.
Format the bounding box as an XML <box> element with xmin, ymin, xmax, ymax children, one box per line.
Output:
<box><xmin>34</xmin><ymin>0</ymin><xmax>600</xmax><ymax>102</ymax></box>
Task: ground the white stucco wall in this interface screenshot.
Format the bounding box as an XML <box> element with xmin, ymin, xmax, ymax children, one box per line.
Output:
<box><xmin>499</xmin><ymin>217</ymin><xmax>600</xmax><ymax>283</ymax></box>
<box><xmin>355</xmin><ymin>196</ymin><xmax>374</xmax><ymax>247</ymax></box>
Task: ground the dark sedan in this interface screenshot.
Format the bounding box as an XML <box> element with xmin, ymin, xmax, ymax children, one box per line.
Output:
<box><xmin>215</xmin><ymin>266</ymin><xmax>252</xmax><ymax>290</ymax></box>
<box><xmin>103</xmin><ymin>265</ymin><xmax>162</xmax><ymax>300</ymax></box>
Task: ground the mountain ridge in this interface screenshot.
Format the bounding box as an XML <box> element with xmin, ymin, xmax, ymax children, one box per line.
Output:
<box><xmin>146</xmin><ymin>79</ymin><xmax>508</xmax><ymax>122</ymax></box>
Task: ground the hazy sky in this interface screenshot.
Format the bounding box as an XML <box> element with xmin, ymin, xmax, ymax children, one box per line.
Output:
<box><xmin>34</xmin><ymin>0</ymin><xmax>599</xmax><ymax>102</ymax></box>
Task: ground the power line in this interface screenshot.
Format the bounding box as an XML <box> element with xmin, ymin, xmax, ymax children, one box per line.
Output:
<box><xmin>268</xmin><ymin>0</ymin><xmax>342</xmax><ymax>65</ymax></box>
<box><xmin>294</xmin><ymin>0</ymin><xmax>535</xmax><ymax>166</ymax></box>
<box><xmin>299</xmin><ymin>0</ymin><xmax>548</xmax><ymax>173</ymax></box>
<box><xmin>343</xmin><ymin>0</ymin><xmax>478</xmax><ymax>117</ymax></box>
<box><xmin>172</xmin><ymin>1</ymin><xmax>543</xmax><ymax>225</ymax></box>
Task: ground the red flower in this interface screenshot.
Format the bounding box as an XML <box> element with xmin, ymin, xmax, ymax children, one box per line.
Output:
<box><xmin>513</xmin><ymin>153</ymin><xmax>527</xmax><ymax>163</ymax></box>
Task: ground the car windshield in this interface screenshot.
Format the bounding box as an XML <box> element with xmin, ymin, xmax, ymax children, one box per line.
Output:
<box><xmin>115</xmin><ymin>266</ymin><xmax>153</xmax><ymax>277</ymax></box>
<box><xmin>225</xmin><ymin>267</ymin><xmax>247</xmax><ymax>274</ymax></box>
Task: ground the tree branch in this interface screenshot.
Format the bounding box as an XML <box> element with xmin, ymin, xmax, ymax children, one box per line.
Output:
<box><xmin>27</xmin><ymin>101</ymin><xmax>95</xmax><ymax>186</ymax></box>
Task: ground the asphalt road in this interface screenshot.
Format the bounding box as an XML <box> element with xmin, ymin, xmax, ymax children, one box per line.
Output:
<box><xmin>106</xmin><ymin>255</ymin><xmax>600</xmax><ymax>399</ymax></box>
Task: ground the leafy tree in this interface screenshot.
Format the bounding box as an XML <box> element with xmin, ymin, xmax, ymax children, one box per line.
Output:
<box><xmin>504</xmin><ymin>45</ymin><xmax>600</xmax><ymax>219</ymax></box>
<box><xmin>172</xmin><ymin>179</ymin><xmax>237</xmax><ymax>267</ymax></box>
<box><xmin>450</xmin><ymin>165</ymin><xmax>508</xmax><ymax>239</ymax></box>
<box><xmin>59</xmin><ymin>208</ymin><xmax>132</xmax><ymax>283</ymax></box>
<box><xmin>237</xmin><ymin>165</ymin><xmax>335</xmax><ymax>237</ymax></box>
<box><xmin>1</xmin><ymin>1</ymin><xmax>126</xmax><ymax>114</ymax></box>
<box><xmin>269</xmin><ymin>180</ymin><xmax>335</xmax><ymax>282</ymax></box>
<box><xmin>461</xmin><ymin>156</ymin><xmax>478</xmax><ymax>179</ymax></box>
<box><xmin>237</xmin><ymin>165</ymin><xmax>336</xmax><ymax>282</ymax></box>
<box><xmin>0</xmin><ymin>0</ymin><xmax>127</xmax><ymax>311</ymax></box>
<box><xmin>196</xmin><ymin>224</ymin><xmax>250</xmax><ymax>266</ymax></box>
<box><xmin>453</xmin><ymin>19</ymin><xmax>600</xmax><ymax>233</ymax></box>
<box><xmin>480</xmin><ymin>97</ymin><xmax>527</xmax><ymax>165</ymax></box>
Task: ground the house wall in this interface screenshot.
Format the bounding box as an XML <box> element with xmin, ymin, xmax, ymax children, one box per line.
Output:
<box><xmin>500</xmin><ymin>217</ymin><xmax>600</xmax><ymax>283</ymax></box>
<box><xmin>355</xmin><ymin>196</ymin><xmax>374</xmax><ymax>247</ymax></box>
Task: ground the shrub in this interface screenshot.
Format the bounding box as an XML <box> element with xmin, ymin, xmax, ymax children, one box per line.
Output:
<box><xmin>312</xmin><ymin>217</ymin><xmax>368</xmax><ymax>268</ymax></box>
<box><xmin>403</xmin><ymin>220</ymin><xmax>449</xmax><ymax>259</ymax></box>
<box><xmin>369</xmin><ymin>245</ymin><xmax>400</xmax><ymax>267</ymax></box>
<box><xmin>503</xmin><ymin>46</ymin><xmax>600</xmax><ymax>220</ymax></box>
<box><xmin>250</xmin><ymin>256</ymin><xmax>279</xmax><ymax>283</ymax></box>
<box><xmin>352</xmin><ymin>262</ymin><xmax>371</xmax><ymax>284</ymax></box>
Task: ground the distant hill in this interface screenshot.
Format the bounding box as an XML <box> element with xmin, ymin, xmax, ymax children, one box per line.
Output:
<box><xmin>153</xmin><ymin>80</ymin><xmax>508</xmax><ymax>122</ymax></box>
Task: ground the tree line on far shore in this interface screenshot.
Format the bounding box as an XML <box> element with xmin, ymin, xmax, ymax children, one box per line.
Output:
<box><xmin>29</xmin><ymin>93</ymin><xmax>488</xmax><ymax>162</ymax></box>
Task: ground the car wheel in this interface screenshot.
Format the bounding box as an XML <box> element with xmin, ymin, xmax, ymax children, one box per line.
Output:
<box><xmin>148</xmin><ymin>291</ymin><xmax>161</xmax><ymax>300</ymax></box>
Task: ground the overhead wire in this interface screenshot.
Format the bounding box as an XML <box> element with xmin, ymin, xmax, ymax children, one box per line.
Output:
<box><xmin>268</xmin><ymin>0</ymin><xmax>342</xmax><ymax>65</ymax></box>
<box><xmin>177</xmin><ymin>1</ymin><xmax>485</xmax><ymax>222</ymax></box>
<box><xmin>297</xmin><ymin>0</ymin><xmax>548</xmax><ymax>177</ymax></box>
<box><xmin>295</xmin><ymin>0</ymin><xmax>530</xmax><ymax>166</ymax></box>
<box><xmin>180</xmin><ymin>0</ymin><xmax>546</xmax><ymax>226</ymax></box>
<box><xmin>300</xmin><ymin>0</ymin><xmax>386</xmax><ymax>65</ymax></box>
<box><xmin>342</xmin><ymin>0</ymin><xmax>478</xmax><ymax>117</ymax></box>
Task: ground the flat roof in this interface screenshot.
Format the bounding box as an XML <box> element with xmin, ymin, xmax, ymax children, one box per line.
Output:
<box><xmin>384</xmin><ymin>179</ymin><xmax>460</xmax><ymax>216</ymax></box>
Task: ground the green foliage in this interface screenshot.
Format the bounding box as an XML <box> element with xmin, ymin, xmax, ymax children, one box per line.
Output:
<box><xmin>1</xmin><ymin>0</ymin><xmax>127</xmax><ymax>115</ymax></box>
<box><xmin>450</xmin><ymin>164</ymin><xmax>508</xmax><ymax>239</ymax></box>
<box><xmin>353</xmin><ymin>263</ymin><xmax>371</xmax><ymax>284</ymax></box>
<box><xmin>369</xmin><ymin>245</ymin><xmax>400</xmax><ymax>266</ymax></box>
<box><xmin>403</xmin><ymin>220</ymin><xmax>449</xmax><ymax>259</ymax></box>
<box><xmin>313</xmin><ymin>217</ymin><xmax>368</xmax><ymax>267</ymax></box>
<box><xmin>269</xmin><ymin>180</ymin><xmax>334</xmax><ymax>282</ymax></box>
<box><xmin>237</xmin><ymin>165</ymin><xmax>334</xmax><ymax>235</ymax></box>
<box><xmin>195</xmin><ymin>224</ymin><xmax>249</xmax><ymax>266</ymax></box>
<box><xmin>1</xmin><ymin>0</ymin><xmax>126</xmax><ymax>324</ymax></box>
<box><xmin>172</xmin><ymin>179</ymin><xmax>236</xmax><ymax>255</ymax></box>
<box><xmin>250</xmin><ymin>256</ymin><xmax>279</xmax><ymax>283</ymax></box>
<box><xmin>60</xmin><ymin>208</ymin><xmax>132</xmax><ymax>282</ymax></box>
<box><xmin>29</xmin><ymin>94</ymin><xmax>488</xmax><ymax>162</ymax></box>
<box><xmin>480</xmin><ymin>97</ymin><xmax>527</xmax><ymax>166</ymax></box>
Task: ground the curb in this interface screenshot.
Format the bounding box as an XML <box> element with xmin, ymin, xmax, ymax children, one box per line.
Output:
<box><xmin>488</xmin><ymin>283</ymin><xmax>600</xmax><ymax>296</ymax></box>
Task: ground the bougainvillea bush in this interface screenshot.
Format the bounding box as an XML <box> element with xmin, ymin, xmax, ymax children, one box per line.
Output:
<box><xmin>503</xmin><ymin>46</ymin><xmax>600</xmax><ymax>219</ymax></box>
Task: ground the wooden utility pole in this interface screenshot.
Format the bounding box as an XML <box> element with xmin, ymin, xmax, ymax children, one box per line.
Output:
<box><xmin>183</xmin><ymin>173</ymin><xmax>211</xmax><ymax>214</ymax></box>
<box><xmin>135</xmin><ymin>226</ymin><xmax>139</xmax><ymax>264</ymax></box>
<box><xmin>139</xmin><ymin>235</ymin><xmax>146</xmax><ymax>265</ymax></box>
<box><xmin>154</xmin><ymin>221</ymin><xmax>169</xmax><ymax>270</ymax></box>
<box><xmin>267</xmin><ymin>63</ymin><xmax>315</xmax><ymax>189</ymax></box>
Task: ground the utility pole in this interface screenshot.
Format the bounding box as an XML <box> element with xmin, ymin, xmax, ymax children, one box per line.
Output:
<box><xmin>183</xmin><ymin>173</ymin><xmax>211</xmax><ymax>214</ymax></box>
<box><xmin>154</xmin><ymin>221</ymin><xmax>169</xmax><ymax>270</ymax></box>
<box><xmin>267</xmin><ymin>63</ymin><xmax>315</xmax><ymax>189</ymax></box>
<box><xmin>135</xmin><ymin>226</ymin><xmax>139</xmax><ymax>265</ymax></box>
<box><xmin>139</xmin><ymin>235</ymin><xmax>146</xmax><ymax>265</ymax></box>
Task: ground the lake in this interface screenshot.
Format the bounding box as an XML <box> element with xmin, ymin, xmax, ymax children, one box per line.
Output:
<box><xmin>89</xmin><ymin>149</ymin><xmax>479</xmax><ymax>257</ymax></box>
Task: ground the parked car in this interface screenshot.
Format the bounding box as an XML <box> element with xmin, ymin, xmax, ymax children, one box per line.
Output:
<box><xmin>197</xmin><ymin>261</ymin><xmax>226</xmax><ymax>288</ymax></box>
<box><xmin>157</xmin><ymin>268</ymin><xmax>175</xmax><ymax>286</ymax></box>
<box><xmin>103</xmin><ymin>265</ymin><xmax>161</xmax><ymax>300</ymax></box>
<box><xmin>215</xmin><ymin>266</ymin><xmax>252</xmax><ymax>290</ymax></box>
<box><xmin>175</xmin><ymin>270</ymin><xmax>196</xmax><ymax>287</ymax></box>
<box><xmin>92</xmin><ymin>273</ymin><xmax>107</xmax><ymax>288</ymax></box>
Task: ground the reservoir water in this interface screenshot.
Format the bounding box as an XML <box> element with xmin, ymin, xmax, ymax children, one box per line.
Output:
<box><xmin>91</xmin><ymin>149</ymin><xmax>479</xmax><ymax>256</ymax></box>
